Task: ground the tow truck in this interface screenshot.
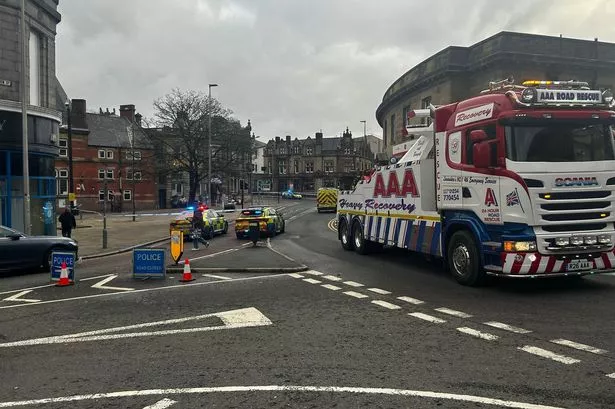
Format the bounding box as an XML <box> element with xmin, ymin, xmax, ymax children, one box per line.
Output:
<box><xmin>337</xmin><ymin>78</ymin><xmax>615</xmax><ymax>285</ymax></box>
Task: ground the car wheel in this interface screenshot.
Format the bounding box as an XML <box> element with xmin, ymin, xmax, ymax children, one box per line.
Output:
<box><xmin>280</xmin><ymin>221</ymin><xmax>285</xmax><ymax>233</ymax></box>
<box><xmin>223</xmin><ymin>222</ymin><xmax>228</xmax><ymax>234</ymax></box>
<box><xmin>447</xmin><ymin>230</ymin><xmax>485</xmax><ymax>286</ymax></box>
<box><xmin>339</xmin><ymin>219</ymin><xmax>353</xmax><ymax>251</ymax></box>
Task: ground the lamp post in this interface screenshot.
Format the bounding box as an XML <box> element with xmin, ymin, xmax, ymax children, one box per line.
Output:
<box><xmin>207</xmin><ymin>83</ymin><xmax>218</xmax><ymax>206</ymax></box>
<box><xmin>65</xmin><ymin>102</ymin><xmax>75</xmax><ymax>211</ymax></box>
<box><xmin>102</xmin><ymin>176</ymin><xmax>108</xmax><ymax>249</ymax></box>
<box><xmin>20</xmin><ymin>0</ymin><xmax>30</xmax><ymax>234</ymax></box>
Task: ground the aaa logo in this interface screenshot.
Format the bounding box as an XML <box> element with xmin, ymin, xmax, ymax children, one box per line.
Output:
<box><xmin>484</xmin><ymin>188</ymin><xmax>498</xmax><ymax>207</ymax></box>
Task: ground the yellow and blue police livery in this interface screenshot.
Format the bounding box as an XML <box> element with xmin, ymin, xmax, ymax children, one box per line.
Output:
<box><xmin>235</xmin><ymin>207</ymin><xmax>285</xmax><ymax>239</ymax></box>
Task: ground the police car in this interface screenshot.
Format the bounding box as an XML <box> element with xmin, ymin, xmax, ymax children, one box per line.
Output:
<box><xmin>169</xmin><ymin>205</ymin><xmax>229</xmax><ymax>240</ymax></box>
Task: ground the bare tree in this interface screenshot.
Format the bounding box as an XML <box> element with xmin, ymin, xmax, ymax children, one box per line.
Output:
<box><xmin>147</xmin><ymin>88</ymin><xmax>251</xmax><ymax>204</ymax></box>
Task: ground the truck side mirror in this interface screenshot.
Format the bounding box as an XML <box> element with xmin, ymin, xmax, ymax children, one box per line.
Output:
<box><xmin>473</xmin><ymin>141</ymin><xmax>492</xmax><ymax>168</ymax></box>
<box><xmin>470</xmin><ymin>129</ymin><xmax>488</xmax><ymax>143</ymax></box>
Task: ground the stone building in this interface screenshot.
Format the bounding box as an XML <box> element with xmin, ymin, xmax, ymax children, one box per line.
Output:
<box><xmin>0</xmin><ymin>0</ymin><xmax>62</xmax><ymax>234</ymax></box>
<box><xmin>257</xmin><ymin>128</ymin><xmax>373</xmax><ymax>193</ymax></box>
<box><xmin>376</xmin><ymin>31</ymin><xmax>615</xmax><ymax>155</ymax></box>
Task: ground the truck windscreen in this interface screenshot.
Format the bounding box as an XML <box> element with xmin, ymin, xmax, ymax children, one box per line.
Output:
<box><xmin>505</xmin><ymin>123</ymin><xmax>615</xmax><ymax>162</ymax></box>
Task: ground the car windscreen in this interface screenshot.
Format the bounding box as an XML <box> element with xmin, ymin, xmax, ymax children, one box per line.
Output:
<box><xmin>505</xmin><ymin>123</ymin><xmax>615</xmax><ymax>162</ymax></box>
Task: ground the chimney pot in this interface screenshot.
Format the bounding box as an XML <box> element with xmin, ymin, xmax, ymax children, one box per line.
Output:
<box><xmin>120</xmin><ymin>104</ymin><xmax>136</xmax><ymax>122</ymax></box>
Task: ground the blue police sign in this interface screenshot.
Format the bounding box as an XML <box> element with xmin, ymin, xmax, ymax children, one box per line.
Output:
<box><xmin>133</xmin><ymin>248</ymin><xmax>166</xmax><ymax>278</ymax></box>
<box><xmin>50</xmin><ymin>251</ymin><xmax>75</xmax><ymax>281</ymax></box>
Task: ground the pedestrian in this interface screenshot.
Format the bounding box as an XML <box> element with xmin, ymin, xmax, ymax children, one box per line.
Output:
<box><xmin>58</xmin><ymin>206</ymin><xmax>77</xmax><ymax>238</ymax></box>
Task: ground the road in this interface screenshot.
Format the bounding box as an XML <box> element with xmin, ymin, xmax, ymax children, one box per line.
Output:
<box><xmin>1</xmin><ymin>199</ymin><xmax>615</xmax><ymax>408</ymax></box>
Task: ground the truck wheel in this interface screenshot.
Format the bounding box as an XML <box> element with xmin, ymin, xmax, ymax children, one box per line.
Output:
<box><xmin>447</xmin><ymin>230</ymin><xmax>485</xmax><ymax>286</ymax></box>
<box><xmin>352</xmin><ymin>220</ymin><xmax>370</xmax><ymax>255</ymax></box>
<box><xmin>339</xmin><ymin>219</ymin><xmax>353</xmax><ymax>251</ymax></box>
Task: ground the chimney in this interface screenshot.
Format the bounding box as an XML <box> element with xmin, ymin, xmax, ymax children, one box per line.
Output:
<box><xmin>315</xmin><ymin>132</ymin><xmax>323</xmax><ymax>143</ymax></box>
<box><xmin>135</xmin><ymin>113</ymin><xmax>142</xmax><ymax>127</ymax></box>
<box><xmin>71</xmin><ymin>99</ymin><xmax>87</xmax><ymax>129</ymax></box>
<box><xmin>275</xmin><ymin>136</ymin><xmax>281</xmax><ymax>143</ymax></box>
<box><xmin>120</xmin><ymin>104</ymin><xmax>135</xmax><ymax>122</ymax></box>
<box><xmin>286</xmin><ymin>135</ymin><xmax>291</xmax><ymax>144</ymax></box>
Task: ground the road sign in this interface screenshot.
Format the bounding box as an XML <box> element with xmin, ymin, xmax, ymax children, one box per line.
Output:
<box><xmin>132</xmin><ymin>248</ymin><xmax>166</xmax><ymax>278</ymax></box>
<box><xmin>50</xmin><ymin>251</ymin><xmax>75</xmax><ymax>282</ymax></box>
<box><xmin>170</xmin><ymin>230</ymin><xmax>183</xmax><ymax>264</ymax></box>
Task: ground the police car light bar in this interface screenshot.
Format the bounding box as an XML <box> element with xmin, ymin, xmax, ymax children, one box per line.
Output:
<box><xmin>522</xmin><ymin>80</ymin><xmax>591</xmax><ymax>89</ymax></box>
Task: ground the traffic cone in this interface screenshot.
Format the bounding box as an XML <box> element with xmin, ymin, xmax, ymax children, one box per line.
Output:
<box><xmin>180</xmin><ymin>259</ymin><xmax>195</xmax><ymax>282</ymax></box>
<box><xmin>56</xmin><ymin>262</ymin><xmax>73</xmax><ymax>287</ymax></box>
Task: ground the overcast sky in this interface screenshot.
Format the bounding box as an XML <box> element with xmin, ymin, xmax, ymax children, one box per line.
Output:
<box><xmin>56</xmin><ymin>0</ymin><xmax>613</xmax><ymax>141</ymax></box>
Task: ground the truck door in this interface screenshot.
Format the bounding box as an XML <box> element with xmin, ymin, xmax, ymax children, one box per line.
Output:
<box><xmin>437</xmin><ymin>130</ymin><xmax>464</xmax><ymax>211</ymax></box>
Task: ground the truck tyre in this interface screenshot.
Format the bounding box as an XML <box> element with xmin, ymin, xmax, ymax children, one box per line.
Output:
<box><xmin>447</xmin><ymin>230</ymin><xmax>485</xmax><ymax>286</ymax></box>
<box><xmin>352</xmin><ymin>220</ymin><xmax>370</xmax><ymax>255</ymax></box>
<box><xmin>339</xmin><ymin>219</ymin><xmax>353</xmax><ymax>251</ymax></box>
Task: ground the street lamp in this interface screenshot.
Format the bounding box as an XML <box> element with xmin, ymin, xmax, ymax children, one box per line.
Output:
<box><xmin>65</xmin><ymin>101</ymin><xmax>75</xmax><ymax>211</ymax></box>
<box><xmin>207</xmin><ymin>83</ymin><xmax>218</xmax><ymax>206</ymax></box>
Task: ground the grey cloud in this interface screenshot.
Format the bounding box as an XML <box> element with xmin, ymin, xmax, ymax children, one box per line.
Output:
<box><xmin>56</xmin><ymin>0</ymin><xmax>612</xmax><ymax>141</ymax></box>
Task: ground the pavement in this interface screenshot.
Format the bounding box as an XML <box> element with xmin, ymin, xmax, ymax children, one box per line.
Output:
<box><xmin>1</xmin><ymin>198</ymin><xmax>615</xmax><ymax>408</ymax></box>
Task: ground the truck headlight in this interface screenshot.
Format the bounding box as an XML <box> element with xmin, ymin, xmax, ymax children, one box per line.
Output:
<box><xmin>584</xmin><ymin>236</ymin><xmax>598</xmax><ymax>245</ymax></box>
<box><xmin>598</xmin><ymin>234</ymin><xmax>611</xmax><ymax>244</ymax></box>
<box><xmin>554</xmin><ymin>237</ymin><xmax>569</xmax><ymax>246</ymax></box>
<box><xmin>504</xmin><ymin>241</ymin><xmax>537</xmax><ymax>252</ymax></box>
<box><xmin>570</xmin><ymin>236</ymin><xmax>584</xmax><ymax>246</ymax></box>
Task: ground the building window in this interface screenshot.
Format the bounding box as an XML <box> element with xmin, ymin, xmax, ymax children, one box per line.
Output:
<box><xmin>324</xmin><ymin>161</ymin><xmax>334</xmax><ymax>173</ymax></box>
<box><xmin>390</xmin><ymin>114</ymin><xmax>396</xmax><ymax>144</ymax></box>
<box><xmin>293</xmin><ymin>146</ymin><xmax>300</xmax><ymax>154</ymax></box>
<box><xmin>29</xmin><ymin>31</ymin><xmax>40</xmax><ymax>106</ymax></box>
<box><xmin>383</xmin><ymin>120</ymin><xmax>388</xmax><ymax>148</ymax></box>
<box><xmin>106</xmin><ymin>169</ymin><xmax>114</xmax><ymax>179</ymax></box>
<box><xmin>267</xmin><ymin>161</ymin><xmax>272</xmax><ymax>174</ymax></box>
<box><xmin>108</xmin><ymin>190</ymin><xmax>114</xmax><ymax>201</ymax></box>
<box><xmin>98</xmin><ymin>190</ymin><xmax>105</xmax><ymax>201</ymax></box>
<box><xmin>58</xmin><ymin>169</ymin><xmax>68</xmax><ymax>178</ymax></box>
<box><xmin>98</xmin><ymin>169</ymin><xmax>105</xmax><ymax>179</ymax></box>
<box><xmin>173</xmin><ymin>183</ymin><xmax>183</xmax><ymax>194</ymax></box>
<box><xmin>126</xmin><ymin>169</ymin><xmax>142</xmax><ymax>181</ymax></box>
<box><xmin>59</xmin><ymin>139</ymin><xmax>68</xmax><ymax>157</ymax></box>
<box><xmin>294</xmin><ymin>160</ymin><xmax>299</xmax><ymax>173</ymax></box>
<box><xmin>279</xmin><ymin>147</ymin><xmax>285</xmax><ymax>155</ymax></box>
<box><xmin>403</xmin><ymin>105</ymin><xmax>411</xmax><ymax>126</ymax></box>
<box><xmin>106</xmin><ymin>150</ymin><xmax>114</xmax><ymax>159</ymax></box>
<box><xmin>305</xmin><ymin>162</ymin><xmax>314</xmax><ymax>173</ymax></box>
<box><xmin>344</xmin><ymin>147</ymin><xmax>351</xmax><ymax>155</ymax></box>
<box><xmin>56</xmin><ymin>168</ymin><xmax>68</xmax><ymax>195</ymax></box>
<box><xmin>278</xmin><ymin>160</ymin><xmax>287</xmax><ymax>174</ymax></box>
<box><xmin>126</xmin><ymin>151</ymin><xmax>142</xmax><ymax>160</ymax></box>
<box><xmin>98</xmin><ymin>150</ymin><xmax>106</xmax><ymax>159</ymax></box>
<box><xmin>305</xmin><ymin>146</ymin><xmax>313</xmax><ymax>156</ymax></box>
<box><xmin>123</xmin><ymin>190</ymin><xmax>132</xmax><ymax>201</ymax></box>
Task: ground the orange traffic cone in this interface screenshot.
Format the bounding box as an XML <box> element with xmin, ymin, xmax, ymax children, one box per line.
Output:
<box><xmin>180</xmin><ymin>259</ymin><xmax>195</xmax><ymax>282</ymax></box>
<box><xmin>56</xmin><ymin>262</ymin><xmax>74</xmax><ymax>287</ymax></box>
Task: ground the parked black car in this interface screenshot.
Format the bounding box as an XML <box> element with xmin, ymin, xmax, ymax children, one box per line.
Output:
<box><xmin>0</xmin><ymin>225</ymin><xmax>78</xmax><ymax>273</ymax></box>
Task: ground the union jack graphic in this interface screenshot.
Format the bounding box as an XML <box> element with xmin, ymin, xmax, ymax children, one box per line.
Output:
<box><xmin>506</xmin><ymin>188</ymin><xmax>524</xmax><ymax>212</ymax></box>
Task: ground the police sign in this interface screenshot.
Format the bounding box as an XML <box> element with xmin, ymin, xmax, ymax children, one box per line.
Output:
<box><xmin>132</xmin><ymin>248</ymin><xmax>166</xmax><ymax>278</ymax></box>
<box><xmin>50</xmin><ymin>251</ymin><xmax>75</xmax><ymax>281</ymax></box>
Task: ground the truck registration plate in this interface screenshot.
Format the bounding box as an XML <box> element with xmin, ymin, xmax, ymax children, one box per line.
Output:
<box><xmin>566</xmin><ymin>259</ymin><xmax>592</xmax><ymax>271</ymax></box>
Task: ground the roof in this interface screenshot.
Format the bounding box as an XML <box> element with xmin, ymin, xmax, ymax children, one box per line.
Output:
<box><xmin>86</xmin><ymin>113</ymin><xmax>151</xmax><ymax>149</ymax></box>
<box><xmin>321</xmin><ymin>137</ymin><xmax>341</xmax><ymax>151</ymax></box>
<box><xmin>253</xmin><ymin>139</ymin><xmax>266</xmax><ymax>148</ymax></box>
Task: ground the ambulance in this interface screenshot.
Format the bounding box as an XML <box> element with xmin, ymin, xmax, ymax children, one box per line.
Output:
<box><xmin>317</xmin><ymin>187</ymin><xmax>338</xmax><ymax>213</ymax></box>
<box><xmin>337</xmin><ymin>78</ymin><xmax>615</xmax><ymax>285</ymax></box>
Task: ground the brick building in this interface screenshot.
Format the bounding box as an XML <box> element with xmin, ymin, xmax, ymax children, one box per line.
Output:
<box><xmin>0</xmin><ymin>0</ymin><xmax>62</xmax><ymax>234</ymax></box>
<box><xmin>376</xmin><ymin>31</ymin><xmax>615</xmax><ymax>155</ymax></box>
<box><xmin>255</xmin><ymin>128</ymin><xmax>373</xmax><ymax>192</ymax></box>
<box><xmin>55</xmin><ymin>100</ymin><xmax>157</xmax><ymax>212</ymax></box>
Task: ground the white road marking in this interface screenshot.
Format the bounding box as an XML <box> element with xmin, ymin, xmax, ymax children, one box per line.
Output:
<box><xmin>343</xmin><ymin>281</ymin><xmax>364</xmax><ymax>287</ymax></box>
<box><xmin>143</xmin><ymin>398</ymin><xmax>177</xmax><ymax>409</ymax></box>
<box><xmin>0</xmin><ymin>385</ymin><xmax>567</xmax><ymax>409</ymax></box>
<box><xmin>434</xmin><ymin>307</ymin><xmax>472</xmax><ymax>318</ymax></box>
<box><xmin>2</xmin><ymin>290</ymin><xmax>41</xmax><ymax>303</ymax></box>
<box><xmin>303</xmin><ymin>270</ymin><xmax>323</xmax><ymax>276</ymax></box>
<box><xmin>606</xmin><ymin>373</ymin><xmax>615</xmax><ymax>379</ymax></box>
<box><xmin>366</xmin><ymin>288</ymin><xmax>391</xmax><ymax>295</ymax></box>
<box><xmin>302</xmin><ymin>278</ymin><xmax>322</xmax><ymax>284</ymax></box>
<box><xmin>321</xmin><ymin>284</ymin><xmax>341</xmax><ymax>291</ymax></box>
<box><xmin>0</xmin><ymin>273</ymin><xmax>288</xmax><ymax>310</ymax></box>
<box><xmin>179</xmin><ymin>248</ymin><xmax>238</xmax><ymax>263</ymax></box>
<box><xmin>371</xmin><ymin>300</ymin><xmax>402</xmax><ymax>310</ymax></box>
<box><xmin>91</xmin><ymin>275</ymin><xmax>135</xmax><ymax>292</ymax></box>
<box><xmin>550</xmin><ymin>339</ymin><xmax>607</xmax><ymax>355</ymax></box>
<box><xmin>202</xmin><ymin>274</ymin><xmax>232</xmax><ymax>280</ymax></box>
<box><xmin>343</xmin><ymin>291</ymin><xmax>369</xmax><ymax>299</ymax></box>
<box><xmin>456</xmin><ymin>327</ymin><xmax>499</xmax><ymax>341</ymax></box>
<box><xmin>518</xmin><ymin>345</ymin><xmax>581</xmax><ymax>365</ymax></box>
<box><xmin>322</xmin><ymin>275</ymin><xmax>342</xmax><ymax>282</ymax></box>
<box><xmin>0</xmin><ymin>307</ymin><xmax>271</xmax><ymax>348</ymax></box>
<box><xmin>397</xmin><ymin>296</ymin><xmax>424</xmax><ymax>305</ymax></box>
<box><xmin>408</xmin><ymin>312</ymin><xmax>446</xmax><ymax>324</ymax></box>
<box><xmin>287</xmin><ymin>273</ymin><xmax>304</xmax><ymax>278</ymax></box>
<box><xmin>483</xmin><ymin>322</ymin><xmax>532</xmax><ymax>334</ymax></box>
<box><xmin>79</xmin><ymin>274</ymin><xmax>115</xmax><ymax>282</ymax></box>
<box><xmin>0</xmin><ymin>283</ymin><xmax>55</xmax><ymax>295</ymax></box>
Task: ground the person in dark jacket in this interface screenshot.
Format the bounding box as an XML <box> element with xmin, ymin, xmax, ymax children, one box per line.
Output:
<box><xmin>58</xmin><ymin>207</ymin><xmax>76</xmax><ymax>238</ymax></box>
